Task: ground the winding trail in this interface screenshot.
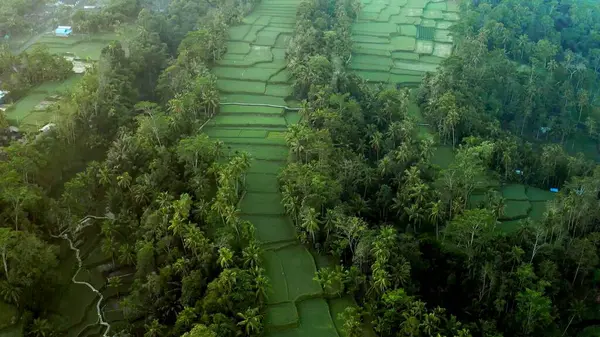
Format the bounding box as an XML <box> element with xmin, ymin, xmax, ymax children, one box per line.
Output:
<box><xmin>51</xmin><ymin>216</ymin><xmax>113</xmax><ymax>337</ymax></box>
<box><xmin>206</xmin><ymin>0</ymin><xmax>351</xmax><ymax>336</ymax></box>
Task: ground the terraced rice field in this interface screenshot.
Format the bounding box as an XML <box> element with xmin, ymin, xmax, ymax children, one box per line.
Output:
<box><xmin>5</xmin><ymin>75</ymin><xmax>82</xmax><ymax>132</ymax></box>
<box><xmin>26</xmin><ymin>25</ymin><xmax>137</xmax><ymax>61</ymax></box>
<box><xmin>470</xmin><ymin>183</ymin><xmax>556</xmax><ymax>232</ymax></box>
<box><xmin>350</xmin><ymin>0</ymin><xmax>459</xmax><ymax>86</ymax></box>
<box><xmin>205</xmin><ymin>0</ymin><xmax>356</xmax><ymax>335</ymax></box>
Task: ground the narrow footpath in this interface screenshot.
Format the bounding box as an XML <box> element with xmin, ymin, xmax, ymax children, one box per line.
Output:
<box><xmin>204</xmin><ymin>0</ymin><xmax>346</xmax><ymax>336</ymax></box>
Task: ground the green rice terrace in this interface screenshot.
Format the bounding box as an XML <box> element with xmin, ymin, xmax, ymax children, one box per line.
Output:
<box><xmin>350</xmin><ymin>0</ymin><xmax>458</xmax><ymax>85</ymax></box>
<box><xmin>204</xmin><ymin>0</ymin><xmax>364</xmax><ymax>335</ymax></box>
<box><xmin>26</xmin><ymin>26</ymin><xmax>137</xmax><ymax>61</ymax></box>
<box><xmin>5</xmin><ymin>75</ymin><xmax>82</xmax><ymax>132</ymax></box>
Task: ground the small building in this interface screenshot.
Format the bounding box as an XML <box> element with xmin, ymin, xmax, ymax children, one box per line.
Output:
<box><xmin>55</xmin><ymin>26</ymin><xmax>73</xmax><ymax>37</ymax></box>
<box><xmin>39</xmin><ymin>123</ymin><xmax>56</xmax><ymax>133</ymax></box>
<box><xmin>0</xmin><ymin>91</ymin><xmax>8</xmax><ymax>104</ymax></box>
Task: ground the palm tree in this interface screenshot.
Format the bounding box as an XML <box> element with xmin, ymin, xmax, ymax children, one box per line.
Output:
<box><xmin>370</xmin><ymin>131</ymin><xmax>383</xmax><ymax>160</ymax></box>
<box><xmin>237</xmin><ymin>307</ymin><xmax>262</xmax><ymax>336</ymax></box>
<box><xmin>118</xmin><ymin>243</ymin><xmax>136</xmax><ymax>266</ymax></box>
<box><xmin>428</xmin><ymin>200</ymin><xmax>444</xmax><ymax>239</ymax></box>
<box><xmin>144</xmin><ymin>319</ymin><xmax>164</xmax><ymax>337</ymax></box>
<box><xmin>29</xmin><ymin>318</ymin><xmax>53</xmax><ymax>337</ymax></box>
<box><xmin>108</xmin><ymin>276</ymin><xmax>123</xmax><ymax>299</ymax></box>
<box><xmin>242</xmin><ymin>242</ymin><xmax>261</xmax><ymax>269</ymax></box>
<box><xmin>218</xmin><ymin>247</ymin><xmax>233</xmax><ymax>269</ymax></box>
<box><xmin>301</xmin><ymin>207</ymin><xmax>320</xmax><ymax>243</ymax></box>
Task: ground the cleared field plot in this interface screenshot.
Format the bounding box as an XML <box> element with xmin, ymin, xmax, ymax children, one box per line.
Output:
<box><xmin>278</xmin><ymin>245</ymin><xmax>322</xmax><ymax>300</ymax></box>
<box><xmin>243</xmin><ymin>214</ymin><xmax>296</xmax><ymax>243</ymax></box>
<box><xmin>241</xmin><ymin>192</ymin><xmax>286</xmax><ymax>214</ymax></box>
<box><xmin>248</xmin><ymin>159</ymin><xmax>285</xmax><ymax>174</ymax></box>
<box><xmin>351</xmin><ymin>0</ymin><xmax>456</xmax><ymax>84</ymax></box>
<box><xmin>529</xmin><ymin>202</ymin><xmax>548</xmax><ymax>222</ymax></box>
<box><xmin>245</xmin><ymin>173</ymin><xmax>280</xmax><ymax>192</ymax></box>
<box><xmin>501</xmin><ymin>200</ymin><xmax>531</xmax><ymax>220</ymax></box>
<box><xmin>264</xmin><ymin>250</ymin><xmax>289</xmax><ymax>303</ymax></box>
<box><xmin>269</xmin><ymin>299</ymin><xmax>338</xmax><ymax>337</ymax></box>
<box><xmin>6</xmin><ymin>75</ymin><xmax>82</xmax><ymax>131</ymax></box>
<box><xmin>502</xmin><ymin>184</ymin><xmax>529</xmax><ymax>200</ymax></box>
<box><xmin>212</xmin><ymin>115</ymin><xmax>287</xmax><ymax>127</ymax></box>
<box><xmin>266</xmin><ymin>302</ymin><xmax>299</xmax><ymax>330</ymax></box>
<box><xmin>206</xmin><ymin>0</ymin><xmax>353</xmax><ymax>334</ymax></box>
<box><xmin>221</xmin><ymin>94</ymin><xmax>286</xmax><ymax>106</ymax></box>
<box><xmin>28</xmin><ymin>26</ymin><xmax>137</xmax><ymax>60</ymax></box>
<box><xmin>526</xmin><ymin>187</ymin><xmax>556</xmax><ymax>202</ymax></box>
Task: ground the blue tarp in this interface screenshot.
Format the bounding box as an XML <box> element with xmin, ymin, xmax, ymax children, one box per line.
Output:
<box><xmin>550</xmin><ymin>188</ymin><xmax>559</xmax><ymax>193</ymax></box>
<box><xmin>55</xmin><ymin>26</ymin><xmax>72</xmax><ymax>36</ymax></box>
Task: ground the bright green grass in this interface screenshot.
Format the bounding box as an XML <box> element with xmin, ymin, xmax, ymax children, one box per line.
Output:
<box><xmin>266</xmin><ymin>302</ymin><xmax>299</xmax><ymax>330</ymax></box>
<box><xmin>215</xmin><ymin>66</ymin><xmax>281</xmax><ymax>81</ymax></box>
<box><xmin>6</xmin><ymin>93</ymin><xmax>48</xmax><ymax>124</ymax></box>
<box><xmin>352</xmin><ymin>35</ymin><xmax>390</xmax><ymax>44</ymax></box>
<box><xmin>443</xmin><ymin>12</ymin><xmax>460</xmax><ymax>21</ymax></box>
<box><xmin>256</xmin><ymin>31</ymin><xmax>281</xmax><ymax>46</ymax></box>
<box><xmin>354</xmin><ymin>70</ymin><xmax>390</xmax><ymax>82</ymax></box>
<box><xmin>352</xmin><ymin>54</ymin><xmax>394</xmax><ymax>66</ymax></box>
<box><xmin>392</xmin><ymin>51</ymin><xmax>420</xmax><ymax>61</ymax></box>
<box><xmin>52</xmin><ymin>283</ymin><xmax>98</xmax><ymax>330</ymax></box>
<box><xmin>222</xmin><ymin>135</ymin><xmax>283</xmax><ymax>147</ymax></box>
<box><xmin>434</xmin><ymin>29</ymin><xmax>453</xmax><ymax>43</ymax></box>
<box><xmin>207</xmin><ymin>127</ymin><xmax>279</xmax><ymax>140</ymax></box>
<box><xmin>246</xmin><ymin>173</ymin><xmax>280</xmax><ymax>192</ymax></box>
<box><xmin>220</xmin><ymin>105</ymin><xmax>284</xmax><ymax>115</ymax></box>
<box><xmin>226</xmin><ymin>41</ymin><xmax>251</xmax><ymax>54</ymax></box>
<box><xmin>67</xmin><ymin>301</ymin><xmax>99</xmax><ymax>337</ymax></box>
<box><xmin>265</xmin><ymin>84</ymin><xmax>293</xmax><ymax>97</ymax></box>
<box><xmin>350</xmin><ymin>62</ymin><xmax>392</xmax><ymax>72</ymax></box>
<box><xmin>526</xmin><ymin>187</ymin><xmax>556</xmax><ymax>202</ymax></box>
<box><xmin>390</xmin><ymin>36</ymin><xmax>417</xmax><ymax>51</ymax></box>
<box><xmin>0</xmin><ymin>301</ymin><xmax>18</xmax><ymax>330</ymax></box>
<box><xmin>437</xmin><ymin>21</ymin><xmax>454</xmax><ymax>29</ymax></box>
<box><xmin>221</xmin><ymin>94</ymin><xmax>286</xmax><ymax>106</ymax></box>
<box><xmin>420</xmin><ymin>55</ymin><xmax>445</xmax><ymax>64</ymax></box>
<box><xmin>18</xmin><ymin>110</ymin><xmax>60</xmax><ymax>132</ymax></box>
<box><xmin>229</xmin><ymin>25</ymin><xmax>253</xmax><ymax>40</ymax></box>
<box><xmin>390</xmin><ymin>15</ymin><xmax>422</xmax><ymax>25</ymax></box>
<box><xmin>213</xmin><ymin>115</ymin><xmax>287</xmax><ymax>127</ymax></box>
<box><xmin>501</xmin><ymin>184</ymin><xmax>528</xmax><ymax>201</ymax></box>
<box><xmin>269</xmin><ymin>299</ymin><xmax>337</xmax><ymax>337</ymax></box>
<box><xmin>352</xmin><ymin>22</ymin><xmax>397</xmax><ymax>36</ymax></box>
<box><xmin>217</xmin><ymin>79</ymin><xmax>266</xmax><ymax>94</ymax></box>
<box><xmin>241</xmin><ymin>192</ymin><xmax>286</xmax><ymax>214</ymax></box>
<box><xmin>247</xmin><ymin>159</ymin><xmax>285</xmax><ymax>174</ymax></box>
<box><xmin>529</xmin><ymin>202</ymin><xmax>548</xmax><ymax>222</ymax></box>
<box><xmin>264</xmin><ymin>250</ymin><xmax>289</xmax><ymax>303</ymax></box>
<box><xmin>269</xmin><ymin>69</ymin><xmax>292</xmax><ymax>83</ymax></box>
<box><xmin>243</xmin><ymin>215</ymin><xmax>296</xmax><ymax>243</ymax></box>
<box><xmin>501</xmin><ymin>200</ymin><xmax>531</xmax><ymax>220</ymax></box>
<box><xmin>278</xmin><ymin>245</ymin><xmax>322</xmax><ymax>300</ymax></box>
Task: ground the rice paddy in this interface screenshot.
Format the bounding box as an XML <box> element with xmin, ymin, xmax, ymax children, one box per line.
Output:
<box><xmin>205</xmin><ymin>0</ymin><xmax>355</xmax><ymax>335</ymax></box>
<box><xmin>4</xmin><ymin>75</ymin><xmax>82</xmax><ymax>132</ymax></box>
<box><xmin>350</xmin><ymin>0</ymin><xmax>458</xmax><ymax>85</ymax></box>
<box><xmin>26</xmin><ymin>25</ymin><xmax>137</xmax><ymax>61</ymax></box>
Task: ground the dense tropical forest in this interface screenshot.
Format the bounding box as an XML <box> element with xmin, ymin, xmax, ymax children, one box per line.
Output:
<box><xmin>2</xmin><ymin>0</ymin><xmax>600</xmax><ymax>336</ymax></box>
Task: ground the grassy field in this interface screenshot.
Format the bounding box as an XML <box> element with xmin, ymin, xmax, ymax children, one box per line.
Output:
<box><xmin>5</xmin><ymin>75</ymin><xmax>82</xmax><ymax>132</ymax></box>
<box><xmin>26</xmin><ymin>25</ymin><xmax>138</xmax><ymax>61</ymax></box>
<box><xmin>203</xmin><ymin>0</ymin><xmax>372</xmax><ymax>334</ymax></box>
<box><xmin>350</xmin><ymin>0</ymin><xmax>458</xmax><ymax>86</ymax></box>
